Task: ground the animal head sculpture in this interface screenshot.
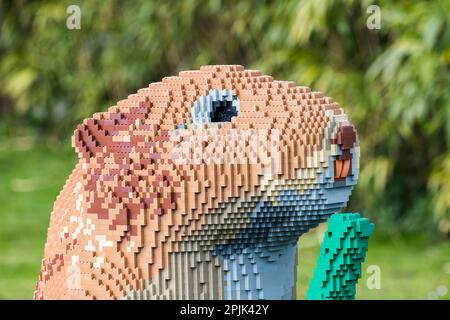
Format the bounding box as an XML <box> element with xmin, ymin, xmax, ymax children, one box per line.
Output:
<box><xmin>35</xmin><ymin>65</ymin><xmax>359</xmax><ymax>300</ymax></box>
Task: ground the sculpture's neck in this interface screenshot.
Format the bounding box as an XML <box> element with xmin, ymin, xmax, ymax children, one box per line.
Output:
<box><xmin>220</xmin><ymin>243</ymin><xmax>298</xmax><ymax>300</ymax></box>
<box><xmin>124</xmin><ymin>243</ymin><xmax>298</xmax><ymax>300</ymax></box>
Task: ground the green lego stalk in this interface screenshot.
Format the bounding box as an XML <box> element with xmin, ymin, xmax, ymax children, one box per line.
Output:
<box><xmin>307</xmin><ymin>213</ymin><xmax>375</xmax><ymax>300</ymax></box>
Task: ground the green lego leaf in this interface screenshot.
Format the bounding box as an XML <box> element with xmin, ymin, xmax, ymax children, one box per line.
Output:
<box><xmin>307</xmin><ymin>213</ymin><xmax>375</xmax><ymax>300</ymax></box>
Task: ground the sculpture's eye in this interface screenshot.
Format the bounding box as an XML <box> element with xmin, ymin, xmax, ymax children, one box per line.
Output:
<box><xmin>191</xmin><ymin>89</ymin><xmax>240</xmax><ymax>124</ymax></box>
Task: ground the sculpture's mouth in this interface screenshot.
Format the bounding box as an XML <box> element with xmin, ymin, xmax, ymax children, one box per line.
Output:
<box><xmin>335</xmin><ymin>150</ymin><xmax>352</xmax><ymax>180</ymax></box>
<box><xmin>334</xmin><ymin>124</ymin><xmax>357</xmax><ymax>180</ymax></box>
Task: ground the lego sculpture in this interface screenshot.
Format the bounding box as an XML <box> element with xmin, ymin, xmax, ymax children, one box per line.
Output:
<box><xmin>34</xmin><ymin>65</ymin><xmax>373</xmax><ymax>300</ymax></box>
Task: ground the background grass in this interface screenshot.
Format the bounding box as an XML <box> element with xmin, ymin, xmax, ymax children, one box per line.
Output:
<box><xmin>0</xmin><ymin>139</ymin><xmax>448</xmax><ymax>300</ymax></box>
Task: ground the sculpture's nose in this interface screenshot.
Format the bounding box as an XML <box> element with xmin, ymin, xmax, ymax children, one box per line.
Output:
<box><xmin>337</xmin><ymin>125</ymin><xmax>356</xmax><ymax>150</ymax></box>
<box><xmin>334</xmin><ymin>125</ymin><xmax>356</xmax><ymax>180</ymax></box>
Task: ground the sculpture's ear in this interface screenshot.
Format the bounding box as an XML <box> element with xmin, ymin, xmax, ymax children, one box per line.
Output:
<box><xmin>72</xmin><ymin>95</ymin><xmax>153</xmax><ymax>160</ymax></box>
<box><xmin>72</xmin><ymin>114</ymin><xmax>112</xmax><ymax>160</ymax></box>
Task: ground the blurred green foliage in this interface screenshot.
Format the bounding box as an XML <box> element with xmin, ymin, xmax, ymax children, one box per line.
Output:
<box><xmin>0</xmin><ymin>0</ymin><xmax>449</xmax><ymax>238</ymax></box>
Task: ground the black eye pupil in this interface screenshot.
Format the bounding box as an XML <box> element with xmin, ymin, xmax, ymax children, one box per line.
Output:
<box><xmin>190</xmin><ymin>90</ymin><xmax>240</xmax><ymax>125</ymax></box>
<box><xmin>211</xmin><ymin>100</ymin><xmax>238</xmax><ymax>122</ymax></box>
